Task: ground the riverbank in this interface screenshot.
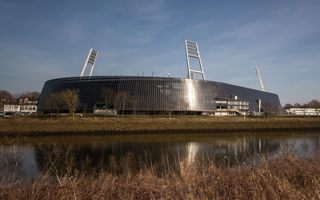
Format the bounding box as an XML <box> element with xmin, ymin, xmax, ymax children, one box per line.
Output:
<box><xmin>1</xmin><ymin>116</ymin><xmax>320</xmax><ymax>136</ymax></box>
<box><xmin>1</xmin><ymin>154</ymin><xmax>319</xmax><ymax>200</ymax></box>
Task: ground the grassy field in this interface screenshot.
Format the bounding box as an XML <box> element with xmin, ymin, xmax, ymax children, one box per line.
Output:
<box><xmin>1</xmin><ymin>154</ymin><xmax>319</xmax><ymax>200</ymax></box>
<box><xmin>1</xmin><ymin>116</ymin><xmax>320</xmax><ymax>136</ymax></box>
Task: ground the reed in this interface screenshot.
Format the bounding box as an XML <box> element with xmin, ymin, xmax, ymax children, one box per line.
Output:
<box><xmin>1</xmin><ymin>154</ymin><xmax>320</xmax><ymax>199</ymax></box>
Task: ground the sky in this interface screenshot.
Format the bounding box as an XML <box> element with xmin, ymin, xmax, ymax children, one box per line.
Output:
<box><xmin>0</xmin><ymin>0</ymin><xmax>319</xmax><ymax>104</ymax></box>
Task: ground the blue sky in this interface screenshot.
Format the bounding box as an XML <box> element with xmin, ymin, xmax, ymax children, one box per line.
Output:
<box><xmin>0</xmin><ymin>0</ymin><xmax>319</xmax><ymax>104</ymax></box>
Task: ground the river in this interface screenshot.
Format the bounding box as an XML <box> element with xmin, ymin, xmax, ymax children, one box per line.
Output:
<box><xmin>1</xmin><ymin>131</ymin><xmax>320</xmax><ymax>180</ymax></box>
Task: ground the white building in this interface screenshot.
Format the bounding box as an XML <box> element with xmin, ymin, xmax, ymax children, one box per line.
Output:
<box><xmin>3</xmin><ymin>104</ymin><xmax>37</xmax><ymax>116</ymax></box>
<box><xmin>286</xmin><ymin>108</ymin><xmax>320</xmax><ymax>116</ymax></box>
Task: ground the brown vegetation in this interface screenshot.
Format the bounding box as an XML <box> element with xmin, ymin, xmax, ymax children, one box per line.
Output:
<box><xmin>1</xmin><ymin>116</ymin><xmax>320</xmax><ymax>136</ymax></box>
<box><xmin>284</xmin><ymin>99</ymin><xmax>320</xmax><ymax>109</ymax></box>
<box><xmin>0</xmin><ymin>90</ymin><xmax>39</xmax><ymax>105</ymax></box>
<box><xmin>1</xmin><ymin>155</ymin><xmax>320</xmax><ymax>199</ymax></box>
<box><xmin>60</xmin><ymin>89</ymin><xmax>79</xmax><ymax>121</ymax></box>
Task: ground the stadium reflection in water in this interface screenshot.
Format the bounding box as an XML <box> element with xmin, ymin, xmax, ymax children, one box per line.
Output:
<box><xmin>1</xmin><ymin>132</ymin><xmax>320</xmax><ymax>179</ymax></box>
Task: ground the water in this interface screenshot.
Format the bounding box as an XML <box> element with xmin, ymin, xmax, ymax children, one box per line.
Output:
<box><xmin>1</xmin><ymin>132</ymin><xmax>320</xmax><ymax>179</ymax></box>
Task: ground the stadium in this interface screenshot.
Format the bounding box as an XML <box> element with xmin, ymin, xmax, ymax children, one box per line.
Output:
<box><xmin>37</xmin><ymin>41</ymin><xmax>283</xmax><ymax>115</ymax></box>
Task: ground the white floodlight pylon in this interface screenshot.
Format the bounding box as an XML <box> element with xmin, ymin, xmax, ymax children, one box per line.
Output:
<box><xmin>80</xmin><ymin>48</ymin><xmax>98</xmax><ymax>77</ymax></box>
<box><xmin>255</xmin><ymin>65</ymin><xmax>265</xmax><ymax>92</ymax></box>
<box><xmin>185</xmin><ymin>40</ymin><xmax>206</xmax><ymax>80</ymax></box>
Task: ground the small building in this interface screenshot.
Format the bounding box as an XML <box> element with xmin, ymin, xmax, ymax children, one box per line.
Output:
<box><xmin>214</xmin><ymin>96</ymin><xmax>249</xmax><ymax>116</ymax></box>
<box><xmin>286</xmin><ymin>108</ymin><xmax>320</xmax><ymax>116</ymax></box>
<box><xmin>2</xmin><ymin>101</ymin><xmax>37</xmax><ymax>116</ymax></box>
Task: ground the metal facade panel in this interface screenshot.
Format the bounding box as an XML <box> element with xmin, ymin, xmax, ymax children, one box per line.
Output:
<box><xmin>37</xmin><ymin>76</ymin><xmax>283</xmax><ymax>114</ymax></box>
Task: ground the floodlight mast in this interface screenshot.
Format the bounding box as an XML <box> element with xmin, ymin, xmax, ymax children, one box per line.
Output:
<box><xmin>80</xmin><ymin>48</ymin><xmax>98</xmax><ymax>77</ymax></box>
<box><xmin>185</xmin><ymin>40</ymin><xmax>206</xmax><ymax>80</ymax></box>
<box><xmin>255</xmin><ymin>65</ymin><xmax>265</xmax><ymax>92</ymax></box>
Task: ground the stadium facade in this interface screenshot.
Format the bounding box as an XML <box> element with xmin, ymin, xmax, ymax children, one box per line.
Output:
<box><xmin>37</xmin><ymin>41</ymin><xmax>283</xmax><ymax>115</ymax></box>
<box><xmin>37</xmin><ymin>76</ymin><xmax>283</xmax><ymax>115</ymax></box>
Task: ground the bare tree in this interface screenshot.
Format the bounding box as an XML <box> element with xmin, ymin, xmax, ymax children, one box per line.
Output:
<box><xmin>166</xmin><ymin>97</ymin><xmax>176</xmax><ymax>119</ymax></box>
<box><xmin>283</xmin><ymin>103</ymin><xmax>293</xmax><ymax>109</ymax></box>
<box><xmin>293</xmin><ymin>103</ymin><xmax>302</xmax><ymax>108</ymax></box>
<box><xmin>307</xmin><ymin>99</ymin><xmax>320</xmax><ymax>108</ymax></box>
<box><xmin>60</xmin><ymin>90</ymin><xmax>79</xmax><ymax>120</ymax></box>
<box><xmin>100</xmin><ymin>88</ymin><xmax>116</xmax><ymax>117</ymax></box>
<box><xmin>114</xmin><ymin>91</ymin><xmax>128</xmax><ymax>116</ymax></box>
<box><xmin>0</xmin><ymin>90</ymin><xmax>14</xmax><ymax>105</ymax></box>
<box><xmin>261</xmin><ymin>102</ymin><xmax>277</xmax><ymax>117</ymax></box>
<box><xmin>129</xmin><ymin>95</ymin><xmax>140</xmax><ymax>115</ymax></box>
<box><xmin>16</xmin><ymin>91</ymin><xmax>40</xmax><ymax>104</ymax></box>
<box><xmin>285</xmin><ymin>100</ymin><xmax>320</xmax><ymax>109</ymax></box>
<box><xmin>46</xmin><ymin>92</ymin><xmax>64</xmax><ymax>119</ymax></box>
<box><xmin>101</xmin><ymin>88</ymin><xmax>116</xmax><ymax>109</ymax></box>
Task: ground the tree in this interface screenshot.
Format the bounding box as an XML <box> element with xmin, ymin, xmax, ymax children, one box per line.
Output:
<box><xmin>100</xmin><ymin>88</ymin><xmax>116</xmax><ymax>117</ymax></box>
<box><xmin>27</xmin><ymin>91</ymin><xmax>40</xmax><ymax>101</ymax></box>
<box><xmin>16</xmin><ymin>91</ymin><xmax>40</xmax><ymax>104</ymax></box>
<box><xmin>114</xmin><ymin>91</ymin><xmax>128</xmax><ymax>116</ymax></box>
<box><xmin>307</xmin><ymin>99</ymin><xmax>320</xmax><ymax>108</ymax></box>
<box><xmin>165</xmin><ymin>97</ymin><xmax>176</xmax><ymax>119</ymax></box>
<box><xmin>293</xmin><ymin>103</ymin><xmax>302</xmax><ymax>108</ymax></box>
<box><xmin>101</xmin><ymin>88</ymin><xmax>116</xmax><ymax>109</ymax></box>
<box><xmin>283</xmin><ymin>104</ymin><xmax>293</xmax><ymax>109</ymax></box>
<box><xmin>261</xmin><ymin>102</ymin><xmax>277</xmax><ymax>117</ymax></box>
<box><xmin>60</xmin><ymin>90</ymin><xmax>79</xmax><ymax>120</ymax></box>
<box><xmin>130</xmin><ymin>95</ymin><xmax>140</xmax><ymax>115</ymax></box>
<box><xmin>0</xmin><ymin>90</ymin><xmax>14</xmax><ymax>105</ymax></box>
<box><xmin>46</xmin><ymin>92</ymin><xmax>64</xmax><ymax>119</ymax></box>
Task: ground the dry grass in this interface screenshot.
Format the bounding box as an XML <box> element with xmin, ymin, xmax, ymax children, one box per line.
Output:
<box><xmin>1</xmin><ymin>116</ymin><xmax>320</xmax><ymax>136</ymax></box>
<box><xmin>1</xmin><ymin>155</ymin><xmax>320</xmax><ymax>200</ymax></box>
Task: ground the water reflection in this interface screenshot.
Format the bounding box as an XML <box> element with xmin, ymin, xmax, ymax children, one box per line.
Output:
<box><xmin>186</xmin><ymin>142</ymin><xmax>199</xmax><ymax>165</ymax></box>
<box><xmin>1</xmin><ymin>132</ymin><xmax>320</xmax><ymax>179</ymax></box>
<box><xmin>0</xmin><ymin>145</ymin><xmax>39</xmax><ymax>180</ymax></box>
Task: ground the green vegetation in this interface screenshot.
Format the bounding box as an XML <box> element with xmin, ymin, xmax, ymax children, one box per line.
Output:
<box><xmin>1</xmin><ymin>116</ymin><xmax>320</xmax><ymax>136</ymax></box>
<box><xmin>1</xmin><ymin>154</ymin><xmax>320</xmax><ymax>199</ymax></box>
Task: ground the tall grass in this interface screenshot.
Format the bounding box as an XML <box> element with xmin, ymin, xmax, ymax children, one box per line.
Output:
<box><xmin>1</xmin><ymin>117</ymin><xmax>320</xmax><ymax>136</ymax></box>
<box><xmin>1</xmin><ymin>154</ymin><xmax>320</xmax><ymax>199</ymax></box>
